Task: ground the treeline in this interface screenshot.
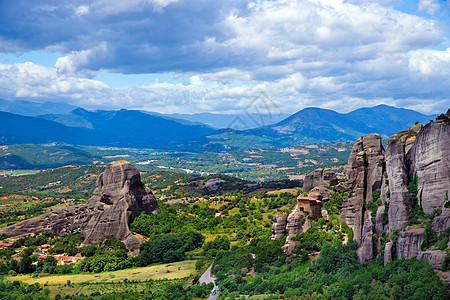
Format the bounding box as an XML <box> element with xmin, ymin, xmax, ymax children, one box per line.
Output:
<box><xmin>213</xmin><ymin>239</ymin><xmax>449</xmax><ymax>299</ymax></box>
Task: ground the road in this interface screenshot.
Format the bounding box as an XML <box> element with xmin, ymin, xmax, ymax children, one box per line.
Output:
<box><xmin>199</xmin><ymin>263</ymin><xmax>219</xmax><ymax>300</ymax></box>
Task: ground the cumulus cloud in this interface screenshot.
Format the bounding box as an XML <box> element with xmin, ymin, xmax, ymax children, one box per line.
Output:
<box><xmin>0</xmin><ymin>0</ymin><xmax>449</xmax><ymax>114</ymax></box>
<box><xmin>418</xmin><ymin>0</ymin><xmax>441</xmax><ymax>14</ymax></box>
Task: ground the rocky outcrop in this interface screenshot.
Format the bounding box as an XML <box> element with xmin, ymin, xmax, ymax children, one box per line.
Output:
<box><xmin>341</xmin><ymin>133</ymin><xmax>385</xmax><ymax>245</ymax></box>
<box><xmin>0</xmin><ymin>161</ymin><xmax>160</xmax><ymax>249</ymax></box>
<box><xmin>396</xmin><ymin>228</ymin><xmax>425</xmax><ymax>259</ymax></box>
<box><xmin>271</xmin><ymin>213</ymin><xmax>287</xmax><ymax>240</ymax></box>
<box><xmin>384</xmin><ymin>241</ymin><xmax>393</xmax><ymax>265</ymax></box>
<box><xmin>357</xmin><ymin>211</ymin><xmax>374</xmax><ymax>263</ymax></box>
<box><xmin>340</xmin><ymin>116</ymin><xmax>449</xmax><ymax>270</ymax></box>
<box><xmin>409</xmin><ymin>119</ymin><xmax>450</xmax><ymax>214</ymax></box>
<box><xmin>417</xmin><ymin>250</ymin><xmax>448</xmax><ymax>270</ymax></box>
<box><xmin>307</xmin><ymin>186</ymin><xmax>331</xmax><ymax>202</ymax></box>
<box><xmin>286</xmin><ymin>207</ymin><xmax>306</xmax><ymax>241</ymax></box>
<box><xmin>434</xmin><ymin>210</ymin><xmax>450</xmax><ymax>234</ymax></box>
<box><xmin>375</xmin><ymin>205</ymin><xmax>386</xmax><ymax>235</ymax></box>
<box><xmin>386</xmin><ymin>124</ymin><xmax>422</xmax><ymax>231</ymax></box>
<box><xmin>303</xmin><ymin>168</ymin><xmax>338</xmax><ymax>191</ymax></box>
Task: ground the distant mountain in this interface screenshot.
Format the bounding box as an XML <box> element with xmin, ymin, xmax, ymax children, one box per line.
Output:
<box><xmin>185</xmin><ymin>105</ymin><xmax>438</xmax><ymax>148</ymax></box>
<box><xmin>1</xmin><ymin>103</ymin><xmax>439</xmax><ymax>150</ymax></box>
<box><xmin>0</xmin><ymin>99</ymin><xmax>78</xmax><ymax>116</ymax></box>
<box><xmin>259</xmin><ymin>107</ymin><xmax>374</xmax><ymax>142</ymax></box>
<box><xmin>154</xmin><ymin>112</ymin><xmax>291</xmax><ymax>129</ymax></box>
<box><xmin>0</xmin><ymin>111</ymin><xmax>105</xmax><ymax>145</ymax></box>
<box><xmin>346</xmin><ymin>104</ymin><xmax>436</xmax><ymax>136</ymax></box>
<box><xmin>1</xmin><ymin>109</ymin><xmax>216</xmax><ymax>147</ymax></box>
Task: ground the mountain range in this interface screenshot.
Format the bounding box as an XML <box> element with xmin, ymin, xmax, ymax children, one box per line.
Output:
<box><xmin>0</xmin><ymin>99</ymin><xmax>440</xmax><ymax>150</ymax></box>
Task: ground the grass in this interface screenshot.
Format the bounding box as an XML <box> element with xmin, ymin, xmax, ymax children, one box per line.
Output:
<box><xmin>0</xmin><ymin>170</ymin><xmax>41</xmax><ymax>176</ymax></box>
<box><xmin>9</xmin><ymin>260</ymin><xmax>199</xmax><ymax>297</ymax></box>
<box><xmin>11</xmin><ymin>260</ymin><xmax>197</xmax><ymax>286</ymax></box>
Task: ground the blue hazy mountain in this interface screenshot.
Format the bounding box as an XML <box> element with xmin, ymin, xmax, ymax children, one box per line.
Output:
<box><xmin>346</xmin><ymin>104</ymin><xmax>436</xmax><ymax>136</ymax></box>
<box><xmin>2</xmin><ymin>109</ymin><xmax>216</xmax><ymax>147</ymax></box>
<box><xmin>153</xmin><ymin>112</ymin><xmax>291</xmax><ymax>129</ymax></box>
<box><xmin>1</xmin><ymin>103</ymin><xmax>438</xmax><ymax>149</ymax></box>
<box><xmin>0</xmin><ymin>98</ymin><xmax>77</xmax><ymax>116</ymax></box>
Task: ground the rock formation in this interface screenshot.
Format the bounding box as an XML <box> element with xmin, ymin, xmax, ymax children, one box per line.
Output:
<box><xmin>271</xmin><ymin>213</ymin><xmax>287</xmax><ymax>240</ymax></box>
<box><xmin>386</xmin><ymin>123</ymin><xmax>421</xmax><ymax>231</ymax></box>
<box><xmin>417</xmin><ymin>250</ymin><xmax>448</xmax><ymax>270</ymax></box>
<box><xmin>395</xmin><ymin>228</ymin><xmax>425</xmax><ymax>259</ymax></box>
<box><xmin>272</xmin><ymin>114</ymin><xmax>450</xmax><ymax>269</ymax></box>
<box><xmin>357</xmin><ymin>210</ymin><xmax>374</xmax><ymax>263</ymax></box>
<box><xmin>303</xmin><ymin>168</ymin><xmax>338</xmax><ymax>191</ymax></box>
<box><xmin>0</xmin><ymin>161</ymin><xmax>160</xmax><ymax>250</ymax></box>
<box><xmin>341</xmin><ymin>115</ymin><xmax>449</xmax><ymax>267</ymax></box>
<box><xmin>409</xmin><ymin>117</ymin><xmax>450</xmax><ymax>214</ymax></box>
<box><xmin>307</xmin><ymin>186</ymin><xmax>331</xmax><ymax>202</ymax></box>
<box><xmin>340</xmin><ymin>133</ymin><xmax>385</xmax><ymax>245</ymax></box>
<box><xmin>384</xmin><ymin>241</ymin><xmax>393</xmax><ymax>265</ymax></box>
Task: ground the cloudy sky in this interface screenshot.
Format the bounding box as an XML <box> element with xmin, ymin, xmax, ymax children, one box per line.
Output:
<box><xmin>0</xmin><ymin>0</ymin><xmax>449</xmax><ymax>115</ymax></box>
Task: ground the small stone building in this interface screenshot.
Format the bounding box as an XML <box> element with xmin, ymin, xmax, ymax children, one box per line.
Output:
<box><xmin>296</xmin><ymin>196</ymin><xmax>322</xmax><ymax>221</ymax></box>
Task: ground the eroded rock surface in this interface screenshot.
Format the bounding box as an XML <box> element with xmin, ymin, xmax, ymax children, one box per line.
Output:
<box><xmin>357</xmin><ymin>211</ymin><xmax>374</xmax><ymax>263</ymax></box>
<box><xmin>410</xmin><ymin>119</ymin><xmax>450</xmax><ymax>214</ymax></box>
<box><xmin>386</xmin><ymin>124</ymin><xmax>421</xmax><ymax>231</ymax></box>
<box><xmin>303</xmin><ymin>168</ymin><xmax>338</xmax><ymax>191</ymax></box>
<box><xmin>341</xmin><ymin>133</ymin><xmax>384</xmax><ymax>245</ymax></box>
<box><xmin>417</xmin><ymin>250</ymin><xmax>448</xmax><ymax>270</ymax></box>
<box><xmin>271</xmin><ymin>213</ymin><xmax>287</xmax><ymax>240</ymax></box>
<box><xmin>396</xmin><ymin>228</ymin><xmax>425</xmax><ymax>259</ymax></box>
<box><xmin>0</xmin><ymin>161</ymin><xmax>160</xmax><ymax>249</ymax></box>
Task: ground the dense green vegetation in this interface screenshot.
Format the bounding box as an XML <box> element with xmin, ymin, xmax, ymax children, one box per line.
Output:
<box><xmin>2</xmin><ymin>142</ymin><xmax>351</xmax><ymax>182</ymax></box>
<box><xmin>0</xmin><ymin>144</ymin><xmax>95</xmax><ymax>170</ymax></box>
<box><xmin>0</xmin><ymin>159</ymin><xmax>448</xmax><ymax>299</ymax></box>
<box><xmin>213</xmin><ymin>240</ymin><xmax>448</xmax><ymax>299</ymax></box>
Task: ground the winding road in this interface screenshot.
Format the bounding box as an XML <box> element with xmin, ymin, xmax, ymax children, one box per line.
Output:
<box><xmin>199</xmin><ymin>263</ymin><xmax>219</xmax><ymax>300</ymax></box>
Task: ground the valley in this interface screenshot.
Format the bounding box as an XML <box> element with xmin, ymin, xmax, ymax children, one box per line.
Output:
<box><xmin>0</xmin><ymin>110</ymin><xmax>448</xmax><ymax>300</ymax></box>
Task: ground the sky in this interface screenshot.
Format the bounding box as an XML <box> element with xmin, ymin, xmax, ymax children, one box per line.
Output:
<box><xmin>0</xmin><ymin>0</ymin><xmax>449</xmax><ymax>115</ymax></box>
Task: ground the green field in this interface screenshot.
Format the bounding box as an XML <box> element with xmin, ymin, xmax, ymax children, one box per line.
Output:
<box><xmin>11</xmin><ymin>260</ymin><xmax>197</xmax><ymax>297</ymax></box>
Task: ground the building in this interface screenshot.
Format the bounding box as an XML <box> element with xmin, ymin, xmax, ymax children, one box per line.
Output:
<box><xmin>296</xmin><ymin>196</ymin><xmax>322</xmax><ymax>221</ymax></box>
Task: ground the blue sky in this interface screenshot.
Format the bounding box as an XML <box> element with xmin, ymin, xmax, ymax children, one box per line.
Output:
<box><xmin>0</xmin><ymin>0</ymin><xmax>449</xmax><ymax>115</ymax></box>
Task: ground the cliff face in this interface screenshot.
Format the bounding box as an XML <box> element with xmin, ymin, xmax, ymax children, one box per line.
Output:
<box><xmin>303</xmin><ymin>168</ymin><xmax>338</xmax><ymax>191</ymax></box>
<box><xmin>341</xmin><ymin>114</ymin><xmax>449</xmax><ymax>266</ymax></box>
<box><xmin>340</xmin><ymin>133</ymin><xmax>384</xmax><ymax>246</ymax></box>
<box><xmin>386</xmin><ymin>124</ymin><xmax>421</xmax><ymax>231</ymax></box>
<box><xmin>410</xmin><ymin>120</ymin><xmax>450</xmax><ymax>214</ymax></box>
<box><xmin>0</xmin><ymin>161</ymin><xmax>160</xmax><ymax>249</ymax></box>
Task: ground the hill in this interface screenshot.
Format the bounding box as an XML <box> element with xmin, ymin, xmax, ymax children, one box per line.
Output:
<box><xmin>0</xmin><ymin>98</ymin><xmax>77</xmax><ymax>116</ymax></box>
<box><xmin>1</xmin><ymin>109</ymin><xmax>216</xmax><ymax>148</ymax></box>
<box><xmin>346</xmin><ymin>104</ymin><xmax>436</xmax><ymax>136</ymax></box>
<box><xmin>156</xmin><ymin>112</ymin><xmax>291</xmax><ymax>129</ymax></box>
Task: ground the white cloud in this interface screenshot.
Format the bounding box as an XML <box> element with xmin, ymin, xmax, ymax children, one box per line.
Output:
<box><xmin>0</xmin><ymin>0</ymin><xmax>449</xmax><ymax>115</ymax></box>
<box><xmin>418</xmin><ymin>0</ymin><xmax>441</xmax><ymax>14</ymax></box>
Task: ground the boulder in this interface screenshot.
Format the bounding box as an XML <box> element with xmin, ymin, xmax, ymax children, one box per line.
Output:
<box><xmin>321</xmin><ymin>209</ymin><xmax>330</xmax><ymax>221</ymax></box>
<box><xmin>384</xmin><ymin>241</ymin><xmax>393</xmax><ymax>265</ymax></box>
<box><xmin>417</xmin><ymin>250</ymin><xmax>448</xmax><ymax>270</ymax></box>
<box><xmin>396</xmin><ymin>228</ymin><xmax>425</xmax><ymax>259</ymax></box>
<box><xmin>0</xmin><ymin>161</ymin><xmax>160</xmax><ymax>249</ymax></box>
<box><xmin>303</xmin><ymin>168</ymin><xmax>338</xmax><ymax>191</ymax></box>
<box><xmin>434</xmin><ymin>210</ymin><xmax>450</xmax><ymax>234</ymax></box>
